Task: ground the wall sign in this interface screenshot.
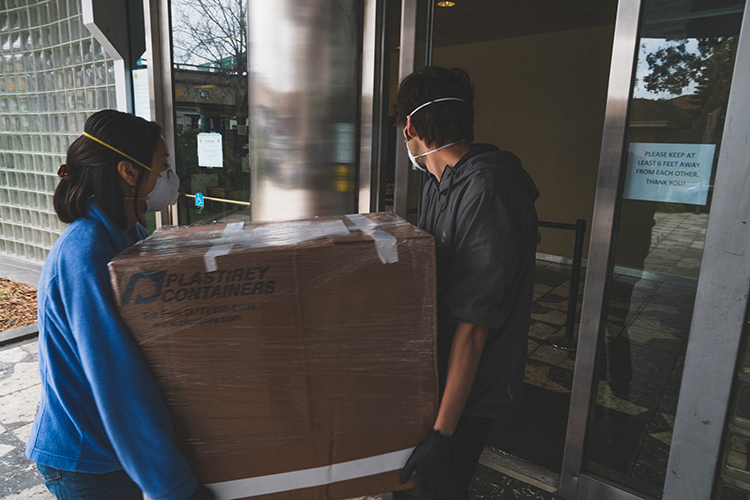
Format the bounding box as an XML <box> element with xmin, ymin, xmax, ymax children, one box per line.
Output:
<box><xmin>623</xmin><ymin>142</ymin><xmax>716</xmax><ymax>205</ymax></box>
<box><xmin>197</xmin><ymin>133</ymin><xmax>223</xmax><ymax>168</ymax></box>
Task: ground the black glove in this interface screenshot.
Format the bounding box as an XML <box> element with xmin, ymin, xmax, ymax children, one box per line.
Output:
<box><xmin>188</xmin><ymin>485</ymin><xmax>215</xmax><ymax>500</ymax></box>
<box><xmin>399</xmin><ymin>429</ymin><xmax>454</xmax><ymax>495</ymax></box>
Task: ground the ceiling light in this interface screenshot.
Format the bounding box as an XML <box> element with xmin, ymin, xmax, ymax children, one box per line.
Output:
<box><xmin>437</xmin><ymin>1</ymin><xmax>456</xmax><ymax>7</ymax></box>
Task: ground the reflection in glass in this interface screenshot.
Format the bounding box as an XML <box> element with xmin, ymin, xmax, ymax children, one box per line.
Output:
<box><xmin>248</xmin><ymin>0</ymin><xmax>362</xmax><ymax>221</ymax></box>
<box><xmin>584</xmin><ymin>0</ymin><xmax>746</xmax><ymax>496</ymax></box>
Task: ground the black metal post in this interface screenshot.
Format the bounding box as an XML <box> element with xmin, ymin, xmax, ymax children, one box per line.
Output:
<box><xmin>564</xmin><ymin>219</ymin><xmax>586</xmax><ymax>342</ymax></box>
<box><xmin>541</xmin><ymin>218</ymin><xmax>587</xmax><ymax>351</ymax></box>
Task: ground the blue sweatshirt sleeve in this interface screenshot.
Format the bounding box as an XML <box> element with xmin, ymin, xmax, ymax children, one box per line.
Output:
<box><xmin>58</xmin><ymin>225</ymin><xmax>198</xmax><ymax>500</ymax></box>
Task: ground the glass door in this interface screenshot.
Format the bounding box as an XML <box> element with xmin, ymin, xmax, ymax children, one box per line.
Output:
<box><xmin>562</xmin><ymin>0</ymin><xmax>748</xmax><ymax>498</ymax></box>
<box><xmin>169</xmin><ymin>0</ymin><xmax>250</xmax><ymax>225</ymax></box>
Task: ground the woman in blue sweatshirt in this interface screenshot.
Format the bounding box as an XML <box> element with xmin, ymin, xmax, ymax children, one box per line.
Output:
<box><xmin>26</xmin><ymin>110</ymin><xmax>213</xmax><ymax>500</ymax></box>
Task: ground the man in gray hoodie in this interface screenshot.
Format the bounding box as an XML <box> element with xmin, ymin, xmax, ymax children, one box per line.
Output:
<box><xmin>397</xmin><ymin>67</ymin><xmax>539</xmax><ymax>500</ymax></box>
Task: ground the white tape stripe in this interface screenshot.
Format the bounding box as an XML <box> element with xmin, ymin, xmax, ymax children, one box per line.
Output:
<box><xmin>205</xmin><ymin>447</ymin><xmax>414</xmax><ymax>499</ymax></box>
<box><xmin>346</xmin><ymin>214</ymin><xmax>399</xmax><ymax>264</ymax></box>
<box><xmin>371</xmin><ymin>230</ymin><xmax>399</xmax><ymax>264</ymax></box>
<box><xmin>203</xmin><ymin>244</ymin><xmax>232</xmax><ymax>273</ymax></box>
<box><xmin>224</xmin><ymin>222</ymin><xmax>245</xmax><ymax>234</ymax></box>
<box><xmin>203</xmin><ymin>223</ymin><xmax>245</xmax><ymax>272</ymax></box>
<box><xmin>346</xmin><ymin>213</ymin><xmax>377</xmax><ymax>231</ymax></box>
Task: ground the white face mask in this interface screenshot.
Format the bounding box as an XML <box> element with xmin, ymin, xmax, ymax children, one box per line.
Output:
<box><xmin>405</xmin><ymin>138</ymin><xmax>460</xmax><ymax>172</ymax></box>
<box><xmin>144</xmin><ymin>168</ymin><xmax>180</xmax><ymax>212</ymax></box>
<box><xmin>404</xmin><ymin>97</ymin><xmax>466</xmax><ymax>172</ymax></box>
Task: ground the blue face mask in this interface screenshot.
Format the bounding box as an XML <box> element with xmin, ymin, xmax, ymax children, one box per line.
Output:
<box><xmin>403</xmin><ymin>97</ymin><xmax>467</xmax><ymax>172</ymax></box>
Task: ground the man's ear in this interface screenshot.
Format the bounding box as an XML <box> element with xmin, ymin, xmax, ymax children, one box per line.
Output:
<box><xmin>117</xmin><ymin>160</ymin><xmax>139</xmax><ymax>187</ymax></box>
<box><xmin>405</xmin><ymin>115</ymin><xmax>419</xmax><ymax>140</ymax></box>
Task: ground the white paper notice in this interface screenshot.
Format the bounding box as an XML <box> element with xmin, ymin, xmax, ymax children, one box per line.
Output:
<box><xmin>623</xmin><ymin>143</ymin><xmax>716</xmax><ymax>205</ymax></box>
<box><xmin>198</xmin><ymin>133</ymin><xmax>224</xmax><ymax>168</ymax></box>
<box><xmin>132</xmin><ymin>69</ymin><xmax>151</xmax><ymax>121</ymax></box>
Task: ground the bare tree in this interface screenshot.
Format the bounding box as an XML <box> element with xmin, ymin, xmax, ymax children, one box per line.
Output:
<box><xmin>171</xmin><ymin>0</ymin><xmax>247</xmax><ymax>75</ymax></box>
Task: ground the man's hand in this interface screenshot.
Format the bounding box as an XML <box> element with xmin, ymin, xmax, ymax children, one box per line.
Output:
<box><xmin>399</xmin><ymin>429</ymin><xmax>454</xmax><ymax>495</ymax></box>
<box><xmin>188</xmin><ymin>485</ymin><xmax>215</xmax><ymax>500</ymax></box>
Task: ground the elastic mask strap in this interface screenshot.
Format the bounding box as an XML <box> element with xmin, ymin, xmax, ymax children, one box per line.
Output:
<box><xmin>408</xmin><ymin>97</ymin><xmax>466</xmax><ymax>117</ymax></box>
<box><xmin>82</xmin><ymin>132</ymin><xmax>156</xmax><ymax>174</ymax></box>
<box><xmin>413</xmin><ymin>141</ymin><xmax>462</xmax><ymax>159</ymax></box>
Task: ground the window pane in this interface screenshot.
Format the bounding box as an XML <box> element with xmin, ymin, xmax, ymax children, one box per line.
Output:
<box><xmin>169</xmin><ymin>0</ymin><xmax>251</xmax><ymax>225</ymax></box>
<box><xmin>582</xmin><ymin>0</ymin><xmax>747</xmax><ymax>496</ymax></box>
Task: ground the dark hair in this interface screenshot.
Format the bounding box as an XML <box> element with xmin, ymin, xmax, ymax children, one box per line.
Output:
<box><xmin>54</xmin><ymin>110</ymin><xmax>162</xmax><ymax>229</ymax></box>
<box><xmin>393</xmin><ymin>66</ymin><xmax>475</xmax><ymax>146</ymax></box>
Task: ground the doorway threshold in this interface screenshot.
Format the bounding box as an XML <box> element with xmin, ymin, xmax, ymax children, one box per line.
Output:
<box><xmin>479</xmin><ymin>446</ymin><xmax>560</xmax><ymax>494</ymax></box>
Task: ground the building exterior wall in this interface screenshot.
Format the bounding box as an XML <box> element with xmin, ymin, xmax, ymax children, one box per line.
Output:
<box><xmin>0</xmin><ymin>0</ymin><xmax>117</xmax><ymax>263</ymax></box>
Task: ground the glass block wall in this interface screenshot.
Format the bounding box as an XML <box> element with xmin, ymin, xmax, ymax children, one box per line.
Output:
<box><xmin>0</xmin><ymin>0</ymin><xmax>117</xmax><ymax>263</ymax></box>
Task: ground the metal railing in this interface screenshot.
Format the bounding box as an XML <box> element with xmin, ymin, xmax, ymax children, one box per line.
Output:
<box><xmin>538</xmin><ymin>219</ymin><xmax>587</xmax><ymax>351</ymax></box>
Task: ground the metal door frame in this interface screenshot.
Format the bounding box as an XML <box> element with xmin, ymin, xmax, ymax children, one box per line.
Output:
<box><xmin>143</xmin><ymin>0</ymin><xmax>177</xmax><ymax>226</ymax></box>
<box><xmin>392</xmin><ymin>0</ymin><xmax>419</xmax><ymax>219</ymax></box>
<box><xmin>359</xmin><ymin>0</ymin><xmax>393</xmax><ymax>214</ymax></box>
<box><xmin>560</xmin><ymin>0</ymin><xmax>750</xmax><ymax>499</ymax></box>
<box><xmin>558</xmin><ymin>0</ymin><xmax>643</xmax><ymax>497</ymax></box>
<box><xmin>662</xmin><ymin>2</ymin><xmax>750</xmax><ymax>497</ymax></box>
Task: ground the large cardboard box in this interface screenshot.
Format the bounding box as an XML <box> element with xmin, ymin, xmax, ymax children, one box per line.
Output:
<box><xmin>108</xmin><ymin>213</ymin><xmax>438</xmax><ymax>500</ymax></box>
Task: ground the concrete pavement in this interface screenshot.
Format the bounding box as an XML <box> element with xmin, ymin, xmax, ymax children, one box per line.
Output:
<box><xmin>0</xmin><ymin>338</ymin><xmax>53</xmax><ymax>499</ymax></box>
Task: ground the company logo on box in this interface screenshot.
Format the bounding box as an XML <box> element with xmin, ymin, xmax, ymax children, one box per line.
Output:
<box><xmin>121</xmin><ymin>267</ymin><xmax>275</xmax><ymax>306</ymax></box>
<box><xmin>121</xmin><ymin>270</ymin><xmax>167</xmax><ymax>305</ymax></box>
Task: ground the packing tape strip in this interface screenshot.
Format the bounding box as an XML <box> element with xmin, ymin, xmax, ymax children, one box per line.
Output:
<box><xmin>205</xmin><ymin>447</ymin><xmax>414</xmax><ymax>499</ymax></box>
<box><xmin>203</xmin><ymin>222</ymin><xmax>245</xmax><ymax>273</ymax></box>
<box><xmin>346</xmin><ymin>214</ymin><xmax>399</xmax><ymax>264</ymax></box>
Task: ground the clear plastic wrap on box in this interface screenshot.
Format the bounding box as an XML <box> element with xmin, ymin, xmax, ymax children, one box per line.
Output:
<box><xmin>108</xmin><ymin>212</ymin><xmax>438</xmax><ymax>500</ymax></box>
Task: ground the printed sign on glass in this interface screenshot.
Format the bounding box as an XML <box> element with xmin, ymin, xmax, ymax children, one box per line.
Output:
<box><xmin>197</xmin><ymin>133</ymin><xmax>223</xmax><ymax>168</ymax></box>
<box><xmin>623</xmin><ymin>143</ymin><xmax>716</xmax><ymax>205</ymax></box>
<box><xmin>132</xmin><ymin>69</ymin><xmax>151</xmax><ymax>121</ymax></box>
